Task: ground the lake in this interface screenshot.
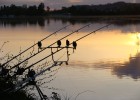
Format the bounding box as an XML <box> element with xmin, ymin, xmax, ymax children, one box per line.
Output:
<box><xmin>0</xmin><ymin>17</ymin><xmax>140</xmax><ymax>100</ymax></box>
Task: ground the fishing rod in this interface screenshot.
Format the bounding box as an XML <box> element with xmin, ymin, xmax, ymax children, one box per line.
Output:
<box><xmin>10</xmin><ymin>23</ymin><xmax>91</xmax><ymax>70</ymax></box>
<box><xmin>75</xmin><ymin>24</ymin><xmax>111</xmax><ymax>42</ymax></box>
<box><xmin>2</xmin><ymin>24</ymin><xmax>71</xmax><ymax>67</ymax></box>
<box><xmin>11</xmin><ymin>24</ymin><xmax>111</xmax><ymax>92</ymax></box>
<box><xmin>23</xmin><ymin>24</ymin><xmax>111</xmax><ymax>71</ymax></box>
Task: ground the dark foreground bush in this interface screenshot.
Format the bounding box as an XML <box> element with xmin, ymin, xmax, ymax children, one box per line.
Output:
<box><xmin>0</xmin><ymin>77</ymin><xmax>35</xmax><ymax>100</ymax></box>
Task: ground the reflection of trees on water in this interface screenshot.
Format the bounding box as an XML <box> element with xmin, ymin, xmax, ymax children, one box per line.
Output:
<box><xmin>0</xmin><ymin>17</ymin><xmax>45</xmax><ymax>27</ymax></box>
<box><xmin>48</xmin><ymin>17</ymin><xmax>140</xmax><ymax>26</ymax></box>
<box><xmin>113</xmin><ymin>52</ymin><xmax>140</xmax><ymax>79</ymax></box>
<box><xmin>1</xmin><ymin>17</ymin><xmax>140</xmax><ymax>28</ymax></box>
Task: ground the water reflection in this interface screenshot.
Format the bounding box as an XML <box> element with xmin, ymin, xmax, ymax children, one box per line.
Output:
<box><xmin>68</xmin><ymin>31</ymin><xmax>140</xmax><ymax>80</ymax></box>
<box><xmin>113</xmin><ymin>52</ymin><xmax>140</xmax><ymax>79</ymax></box>
<box><xmin>93</xmin><ymin>49</ymin><xmax>140</xmax><ymax>80</ymax></box>
<box><xmin>1</xmin><ymin>17</ymin><xmax>140</xmax><ymax>28</ymax></box>
<box><xmin>69</xmin><ymin>49</ymin><xmax>140</xmax><ymax>80</ymax></box>
<box><xmin>1</xmin><ymin>17</ymin><xmax>140</xmax><ymax>100</ymax></box>
<box><xmin>0</xmin><ymin>17</ymin><xmax>45</xmax><ymax>27</ymax></box>
<box><xmin>47</xmin><ymin>17</ymin><xmax>140</xmax><ymax>26</ymax></box>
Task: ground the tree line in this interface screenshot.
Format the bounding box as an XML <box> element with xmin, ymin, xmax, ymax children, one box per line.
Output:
<box><xmin>0</xmin><ymin>3</ymin><xmax>50</xmax><ymax>17</ymax></box>
<box><xmin>1</xmin><ymin>2</ymin><xmax>140</xmax><ymax>17</ymax></box>
<box><xmin>51</xmin><ymin>2</ymin><xmax>140</xmax><ymax>16</ymax></box>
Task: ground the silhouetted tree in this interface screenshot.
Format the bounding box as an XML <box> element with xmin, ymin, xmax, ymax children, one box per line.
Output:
<box><xmin>38</xmin><ymin>3</ymin><xmax>45</xmax><ymax>15</ymax></box>
<box><xmin>0</xmin><ymin>3</ymin><xmax>47</xmax><ymax>17</ymax></box>
<box><xmin>46</xmin><ymin>6</ymin><xmax>50</xmax><ymax>12</ymax></box>
<box><xmin>27</xmin><ymin>5</ymin><xmax>38</xmax><ymax>15</ymax></box>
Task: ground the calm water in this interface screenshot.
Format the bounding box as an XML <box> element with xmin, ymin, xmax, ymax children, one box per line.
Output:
<box><xmin>0</xmin><ymin>17</ymin><xmax>140</xmax><ymax>100</ymax></box>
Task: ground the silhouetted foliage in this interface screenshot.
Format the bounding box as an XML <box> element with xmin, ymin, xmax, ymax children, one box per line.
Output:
<box><xmin>51</xmin><ymin>2</ymin><xmax>140</xmax><ymax>16</ymax></box>
<box><xmin>0</xmin><ymin>78</ymin><xmax>35</xmax><ymax>100</ymax></box>
<box><xmin>38</xmin><ymin>3</ymin><xmax>45</xmax><ymax>15</ymax></box>
<box><xmin>0</xmin><ymin>3</ymin><xmax>47</xmax><ymax>17</ymax></box>
<box><xmin>1</xmin><ymin>2</ymin><xmax>140</xmax><ymax>17</ymax></box>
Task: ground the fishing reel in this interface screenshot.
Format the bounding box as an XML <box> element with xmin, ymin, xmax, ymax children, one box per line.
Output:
<box><xmin>38</xmin><ymin>41</ymin><xmax>42</xmax><ymax>52</ymax></box>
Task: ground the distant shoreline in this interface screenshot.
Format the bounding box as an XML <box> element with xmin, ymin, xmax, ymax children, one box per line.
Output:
<box><xmin>0</xmin><ymin>15</ymin><xmax>140</xmax><ymax>19</ymax></box>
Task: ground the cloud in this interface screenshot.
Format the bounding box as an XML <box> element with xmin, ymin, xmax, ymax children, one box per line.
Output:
<box><xmin>0</xmin><ymin>0</ymin><xmax>43</xmax><ymax>6</ymax></box>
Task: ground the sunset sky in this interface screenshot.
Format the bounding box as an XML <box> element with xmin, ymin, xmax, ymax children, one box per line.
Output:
<box><xmin>0</xmin><ymin>0</ymin><xmax>139</xmax><ymax>9</ymax></box>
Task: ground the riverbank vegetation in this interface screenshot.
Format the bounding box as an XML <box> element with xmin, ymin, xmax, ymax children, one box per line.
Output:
<box><xmin>0</xmin><ymin>76</ymin><xmax>35</xmax><ymax>100</ymax></box>
<box><xmin>52</xmin><ymin>2</ymin><xmax>140</xmax><ymax>16</ymax></box>
<box><xmin>0</xmin><ymin>3</ymin><xmax>49</xmax><ymax>17</ymax></box>
<box><xmin>0</xmin><ymin>2</ymin><xmax>140</xmax><ymax>18</ymax></box>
